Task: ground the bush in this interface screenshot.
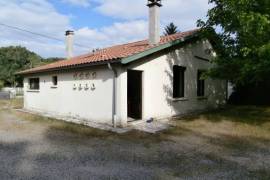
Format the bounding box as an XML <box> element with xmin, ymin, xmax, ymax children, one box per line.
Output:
<box><xmin>0</xmin><ymin>81</ymin><xmax>4</xmax><ymax>90</ymax></box>
<box><xmin>228</xmin><ymin>81</ymin><xmax>270</xmax><ymax>105</ymax></box>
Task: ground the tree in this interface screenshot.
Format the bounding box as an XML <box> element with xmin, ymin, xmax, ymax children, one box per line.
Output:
<box><xmin>0</xmin><ymin>46</ymin><xmax>40</xmax><ymax>86</ymax></box>
<box><xmin>42</xmin><ymin>57</ymin><xmax>63</xmax><ymax>65</ymax></box>
<box><xmin>0</xmin><ymin>80</ymin><xmax>4</xmax><ymax>90</ymax></box>
<box><xmin>0</xmin><ymin>46</ymin><xmax>60</xmax><ymax>87</ymax></box>
<box><xmin>164</xmin><ymin>23</ymin><xmax>179</xmax><ymax>35</ymax></box>
<box><xmin>197</xmin><ymin>0</ymin><xmax>270</xmax><ymax>87</ymax></box>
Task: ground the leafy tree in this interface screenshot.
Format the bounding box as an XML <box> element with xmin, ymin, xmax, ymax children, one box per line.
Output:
<box><xmin>39</xmin><ymin>57</ymin><xmax>62</xmax><ymax>66</ymax></box>
<box><xmin>164</xmin><ymin>23</ymin><xmax>179</xmax><ymax>35</ymax></box>
<box><xmin>0</xmin><ymin>80</ymin><xmax>4</xmax><ymax>90</ymax></box>
<box><xmin>44</xmin><ymin>57</ymin><xmax>63</xmax><ymax>63</ymax></box>
<box><xmin>0</xmin><ymin>46</ymin><xmax>41</xmax><ymax>86</ymax></box>
<box><xmin>0</xmin><ymin>46</ymin><xmax>60</xmax><ymax>87</ymax></box>
<box><xmin>198</xmin><ymin>0</ymin><xmax>270</xmax><ymax>87</ymax></box>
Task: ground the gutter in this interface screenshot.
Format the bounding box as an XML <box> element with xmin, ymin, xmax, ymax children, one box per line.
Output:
<box><xmin>16</xmin><ymin>59</ymin><xmax>121</xmax><ymax>76</ymax></box>
<box><xmin>107</xmin><ymin>63</ymin><xmax>117</xmax><ymax>128</ymax></box>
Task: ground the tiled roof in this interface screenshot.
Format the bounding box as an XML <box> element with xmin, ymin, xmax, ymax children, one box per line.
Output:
<box><xmin>18</xmin><ymin>29</ymin><xmax>199</xmax><ymax>75</ymax></box>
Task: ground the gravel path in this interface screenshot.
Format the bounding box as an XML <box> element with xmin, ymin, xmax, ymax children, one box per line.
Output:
<box><xmin>0</xmin><ymin>108</ymin><xmax>269</xmax><ymax>180</ymax></box>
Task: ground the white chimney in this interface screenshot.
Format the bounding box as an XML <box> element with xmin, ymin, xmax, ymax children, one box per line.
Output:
<box><xmin>65</xmin><ymin>30</ymin><xmax>74</xmax><ymax>59</ymax></box>
<box><xmin>147</xmin><ymin>0</ymin><xmax>162</xmax><ymax>45</ymax></box>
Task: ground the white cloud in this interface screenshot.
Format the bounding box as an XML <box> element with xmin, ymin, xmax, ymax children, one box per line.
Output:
<box><xmin>95</xmin><ymin>0</ymin><xmax>211</xmax><ymax>31</ymax></box>
<box><xmin>0</xmin><ymin>0</ymin><xmax>148</xmax><ymax>58</ymax></box>
<box><xmin>0</xmin><ymin>0</ymin><xmax>212</xmax><ymax>58</ymax></box>
<box><xmin>74</xmin><ymin>20</ymin><xmax>147</xmax><ymax>55</ymax></box>
<box><xmin>161</xmin><ymin>0</ymin><xmax>212</xmax><ymax>30</ymax></box>
<box><xmin>0</xmin><ymin>0</ymin><xmax>70</xmax><ymax>37</ymax></box>
<box><xmin>0</xmin><ymin>0</ymin><xmax>70</xmax><ymax>57</ymax></box>
<box><xmin>0</xmin><ymin>39</ymin><xmax>65</xmax><ymax>58</ymax></box>
<box><xmin>62</xmin><ymin>0</ymin><xmax>91</xmax><ymax>7</ymax></box>
<box><xmin>96</xmin><ymin>0</ymin><xmax>145</xmax><ymax>20</ymax></box>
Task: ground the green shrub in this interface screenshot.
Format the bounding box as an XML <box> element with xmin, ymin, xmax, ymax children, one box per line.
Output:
<box><xmin>0</xmin><ymin>81</ymin><xmax>4</xmax><ymax>90</ymax></box>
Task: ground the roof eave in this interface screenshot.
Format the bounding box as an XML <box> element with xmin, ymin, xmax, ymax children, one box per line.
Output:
<box><xmin>17</xmin><ymin>59</ymin><xmax>121</xmax><ymax>76</ymax></box>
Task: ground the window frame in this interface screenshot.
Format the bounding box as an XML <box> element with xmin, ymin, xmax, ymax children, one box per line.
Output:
<box><xmin>197</xmin><ymin>70</ymin><xmax>206</xmax><ymax>97</ymax></box>
<box><xmin>28</xmin><ymin>78</ymin><xmax>40</xmax><ymax>90</ymax></box>
<box><xmin>173</xmin><ymin>65</ymin><xmax>186</xmax><ymax>99</ymax></box>
<box><xmin>52</xmin><ymin>76</ymin><xmax>58</xmax><ymax>87</ymax></box>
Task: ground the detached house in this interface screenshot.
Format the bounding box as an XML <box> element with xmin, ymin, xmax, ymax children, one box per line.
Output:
<box><xmin>18</xmin><ymin>0</ymin><xmax>227</xmax><ymax>127</ymax></box>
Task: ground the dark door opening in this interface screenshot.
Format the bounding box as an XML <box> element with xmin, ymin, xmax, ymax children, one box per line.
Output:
<box><xmin>128</xmin><ymin>70</ymin><xmax>142</xmax><ymax>120</ymax></box>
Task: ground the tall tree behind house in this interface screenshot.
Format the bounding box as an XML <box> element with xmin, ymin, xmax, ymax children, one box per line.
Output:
<box><xmin>164</xmin><ymin>23</ymin><xmax>179</xmax><ymax>35</ymax></box>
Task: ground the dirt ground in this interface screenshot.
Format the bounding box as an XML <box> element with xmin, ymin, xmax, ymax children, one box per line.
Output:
<box><xmin>0</xmin><ymin>99</ymin><xmax>270</xmax><ymax>179</ymax></box>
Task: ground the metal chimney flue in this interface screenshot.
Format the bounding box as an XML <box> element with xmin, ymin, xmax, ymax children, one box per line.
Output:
<box><xmin>147</xmin><ymin>0</ymin><xmax>162</xmax><ymax>45</ymax></box>
<box><xmin>65</xmin><ymin>30</ymin><xmax>74</xmax><ymax>59</ymax></box>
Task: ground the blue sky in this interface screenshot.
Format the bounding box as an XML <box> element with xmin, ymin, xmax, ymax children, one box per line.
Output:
<box><xmin>0</xmin><ymin>0</ymin><xmax>212</xmax><ymax>58</ymax></box>
<box><xmin>51</xmin><ymin>0</ymin><xmax>113</xmax><ymax>28</ymax></box>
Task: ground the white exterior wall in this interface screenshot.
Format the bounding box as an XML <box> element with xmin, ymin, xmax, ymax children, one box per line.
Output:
<box><xmin>23</xmin><ymin>40</ymin><xmax>227</xmax><ymax>127</ymax></box>
<box><xmin>120</xmin><ymin>40</ymin><xmax>227</xmax><ymax>121</ymax></box>
<box><xmin>24</xmin><ymin>66</ymin><xmax>115</xmax><ymax>125</ymax></box>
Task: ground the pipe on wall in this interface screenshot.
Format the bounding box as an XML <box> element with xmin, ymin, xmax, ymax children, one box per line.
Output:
<box><xmin>107</xmin><ymin>63</ymin><xmax>117</xmax><ymax>128</ymax></box>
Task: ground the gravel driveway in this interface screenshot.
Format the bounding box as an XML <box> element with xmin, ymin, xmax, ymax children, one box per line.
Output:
<box><xmin>0</xmin><ymin>103</ymin><xmax>270</xmax><ymax>179</ymax></box>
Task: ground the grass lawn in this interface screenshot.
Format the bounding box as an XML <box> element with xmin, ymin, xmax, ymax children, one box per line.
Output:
<box><xmin>174</xmin><ymin>105</ymin><xmax>270</xmax><ymax>141</ymax></box>
<box><xmin>0</xmin><ymin>98</ymin><xmax>269</xmax><ymax>179</ymax></box>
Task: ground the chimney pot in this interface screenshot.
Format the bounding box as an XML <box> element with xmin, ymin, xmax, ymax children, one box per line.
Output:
<box><xmin>147</xmin><ymin>0</ymin><xmax>162</xmax><ymax>7</ymax></box>
<box><xmin>66</xmin><ymin>30</ymin><xmax>74</xmax><ymax>36</ymax></box>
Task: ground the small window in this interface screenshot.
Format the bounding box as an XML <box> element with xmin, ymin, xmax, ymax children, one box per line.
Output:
<box><xmin>197</xmin><ymin>70</ymin><xmax>205</xmax><ymax>97</ymax></box>
<box><xmin>173</xmin><ymin>65</ymin><xmax>186</xmax><ymax>98</ymax></box>
<box><xmin>52</xmin><ymin>76</ymin><xmax>58</xmax><ymax>86</ymax></box>
<box><xmin>29</xmin><ymin>78</ymin><xmax>40</xmax><ymax>90</ymax></box>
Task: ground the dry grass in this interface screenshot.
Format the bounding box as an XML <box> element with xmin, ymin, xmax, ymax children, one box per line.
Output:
<box><xmin>0</xmin><ymin>98</ymin><xmax>23</xmax><ymax>109</ymax></box>
<box><xmin>0</xmin><ymin>99</ymin><xmax>269</xmax><ymax>179</ymax></box>
<box><xmin>172</xmin><ymin>105</ymin><xmax>270</xmax><ymax>141</ymax></box>
<box><xmin>0</xmin><ymin>98</ymin><xmax>111</xmax><ymax>138</ymax></box>
<box><xmin>2</xmin><ymin>98</ymin><xmax>270</xmax><ymax>142</ymax></box>
<box><xmin>16</xmin><ymin>111</ymin><xmax>114</xmax><ymax>138</ymax></box>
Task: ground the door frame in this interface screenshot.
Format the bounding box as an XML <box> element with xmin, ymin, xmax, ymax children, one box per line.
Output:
<box><xmin>127</xmin><ymin>69</ymin><xmax>143</xmax><ymax>120</ymax></box>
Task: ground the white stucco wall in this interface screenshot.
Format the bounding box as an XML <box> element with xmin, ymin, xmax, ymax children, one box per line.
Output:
<box><xmin>23</xmin><ymin>39</ymin><xmax>227</xmax><ymax>127</ymax></box>
<box><xmin>120</xmin><ymin>40</ymin><xmax>227</xmax><ymax>121</ymax></box>
<box><xmin>24</xmin><ymin>66</ymin><xmax>115</xmax><ymax>125</ymax></box>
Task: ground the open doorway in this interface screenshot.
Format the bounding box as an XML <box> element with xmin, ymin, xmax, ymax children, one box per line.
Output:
<box><xmin>127</xmin><ymin>70</ymin><xmax>142</xmax><ymax>120</ymax></box>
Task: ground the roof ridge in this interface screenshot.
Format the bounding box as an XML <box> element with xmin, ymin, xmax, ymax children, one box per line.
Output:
<box><xmin>67</xmin><ymin>28</ymin><xmax>200</xmax><ymax>60</ymax></box>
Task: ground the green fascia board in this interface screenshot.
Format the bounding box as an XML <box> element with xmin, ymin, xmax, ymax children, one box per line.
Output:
<box><xmin>121</xmin><ymin>34</ymin><xmax>198</xmax><ymax>64</ymax></box>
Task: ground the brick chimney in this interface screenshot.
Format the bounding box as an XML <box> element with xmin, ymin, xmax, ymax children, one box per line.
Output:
<box><xmin>65</xmin><ymin>30</ymin><xmax>74</xmax><ymax>59</ymax></box>
<box><xmin>147</xmin><ymin>0</ymin><xmax>162</xmax><ymax>45</ymax></box>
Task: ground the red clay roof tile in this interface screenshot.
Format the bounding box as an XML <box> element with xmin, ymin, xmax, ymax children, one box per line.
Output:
<box><xmin>19</xmin><ymin>29</ymin><xmax>199</xmax><ymax>75</ymax></box>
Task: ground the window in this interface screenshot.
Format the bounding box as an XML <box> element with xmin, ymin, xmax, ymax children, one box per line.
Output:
<box><xmin>29</xmin><ymin>78</ymin><xmax>40</xmax><ymax>90</ymax></box>
<box><xmin>173</xmin><ymin>65</ymin><xmax>186</xmax><ymax>98</ymax></box>
<box><xmin>52</xmin><ymin>76</ymin><xmax>58</xmax><ymax>86</ymax></box>
<box><xmin>197</xmin><ymin>70</ymin><xmax>205</xmax><ymax>97</ymax></box>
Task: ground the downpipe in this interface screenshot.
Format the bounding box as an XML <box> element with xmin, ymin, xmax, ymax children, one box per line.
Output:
<box><xmin>107</xmin><ymin>63</ymin><xmax>117</xmax><ymax>128</ymax></box>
